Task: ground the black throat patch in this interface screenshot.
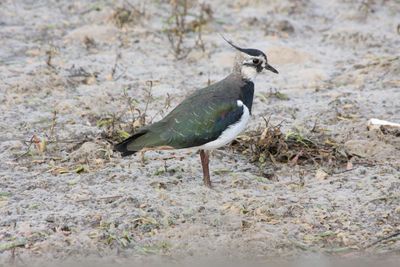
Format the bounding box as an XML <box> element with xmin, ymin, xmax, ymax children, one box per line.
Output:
<box><xmin>239</xmin><ymin>80</ymin><xmax>255</xmax><ymax>114</ymax></box>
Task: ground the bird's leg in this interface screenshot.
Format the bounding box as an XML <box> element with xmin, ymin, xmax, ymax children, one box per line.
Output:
<box><xmin>199</xmin><ymin>149</ymin><xmax>211</xmax><ymax>188</ymax></box>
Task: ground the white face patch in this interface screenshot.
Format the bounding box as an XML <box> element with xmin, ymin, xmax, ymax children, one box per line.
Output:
<box><xmin>240</xmin><ymin>55</ymin><xmax>265</xmax><ymax>81</ymax></box>
<box><xmin>241</xmin><ymin>65</ymin><xmax>258</xmax><ymax>81</ymax></box>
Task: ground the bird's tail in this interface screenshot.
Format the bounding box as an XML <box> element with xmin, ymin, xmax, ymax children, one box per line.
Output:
<box><xmin>114</xmin><ymin>126</ymin><xmax>168</xmax><ymax>157</ymax></box>
<box><xmin>114</xmin><ymin>131</ymin><xmax>148</xmax><ymax>157</ymax></box>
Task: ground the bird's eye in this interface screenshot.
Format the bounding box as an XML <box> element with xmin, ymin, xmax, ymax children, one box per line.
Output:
<box><xmin>252</xmin><ymin>58</ymin><xmax>260</xmax><ymax>65</ymax></box>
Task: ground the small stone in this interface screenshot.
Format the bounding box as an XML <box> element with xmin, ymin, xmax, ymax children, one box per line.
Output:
<box><xmin>395</xmin><ymin>206</ymin><xmax>400</xmax><ymax>214</ymax></box>
<box><xmin>315</xmin><ymin>169</ymin><xmax>329</xmax><ymax>180</ymax></box>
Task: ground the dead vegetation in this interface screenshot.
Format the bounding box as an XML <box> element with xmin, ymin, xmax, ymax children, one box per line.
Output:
<box><xmin>111</xmin><ymin>2</ymin><xmax>146</xmax><ymax>28</ymax></box>
<box><xmin>231</xmin><ymin>119</ymin><xmax>349</xmax><ymax>171</ymax></box>
<box><xmin>95</xmin><ymin>81</ymin><xmax>170</xmax><ymax>144</ymax></box>
<box><xmin>165</xmin><ymin>0</ymin><xmax>213</xmax><ymax>59</ymax></box>
<box><xmin>66</xmin><ymin>65</ymin><xmax>99</xmax><ymax>86</ymax></box>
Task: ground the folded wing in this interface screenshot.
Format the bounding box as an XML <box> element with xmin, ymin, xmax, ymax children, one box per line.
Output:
<box><xmin>115</xmin><ymin>98</ymin><xmax>243</xmax><ymax>155</ymax></box>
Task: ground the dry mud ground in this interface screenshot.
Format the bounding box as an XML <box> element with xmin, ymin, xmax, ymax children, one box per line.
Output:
<box><xmin>0</xmin><ymin>0</ymin><xmax>400</xmax><ymax>265</ymax></box>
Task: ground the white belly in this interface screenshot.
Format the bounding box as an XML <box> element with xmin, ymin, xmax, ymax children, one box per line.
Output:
<box><xmin>197</xmin><ymin>100</ymin><xmax>250</xmax><ymax>150</ymax></box>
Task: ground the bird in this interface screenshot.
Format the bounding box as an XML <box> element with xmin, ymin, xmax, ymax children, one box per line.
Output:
<box><xmin>114</xmin><ymin>37</ymin><xmax>278</xmax><ymax>187</ymax></box>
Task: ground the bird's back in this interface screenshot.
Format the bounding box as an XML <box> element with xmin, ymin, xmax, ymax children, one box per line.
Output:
<box><xmin>165</xmin><ymin>73</ymin><xmax>247</xmax><ymax>118</ymax></box>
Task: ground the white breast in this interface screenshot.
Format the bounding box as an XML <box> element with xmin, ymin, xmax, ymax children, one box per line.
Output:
<box><xmin>198</xmin><ymin>100</ymin><xmax>251</xmax><ymax>150</ymax></box>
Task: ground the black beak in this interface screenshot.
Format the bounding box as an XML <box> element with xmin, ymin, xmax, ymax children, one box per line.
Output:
<box><xmin>265</xmin><ymin>63</ymin><xmax>279</xmax><ymax>74</ymax></box>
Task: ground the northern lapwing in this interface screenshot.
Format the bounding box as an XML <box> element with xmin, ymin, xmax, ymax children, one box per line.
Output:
<box><xmin>115</xmin><ymin>38</ymin><xmax>278</xmax><ymax>187</ymax></box>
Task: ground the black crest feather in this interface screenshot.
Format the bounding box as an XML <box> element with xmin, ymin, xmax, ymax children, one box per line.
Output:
<box><xmin>221</xmin><ymin>35</ymin><xmax>266</xmax><ymax>59</ymax></box>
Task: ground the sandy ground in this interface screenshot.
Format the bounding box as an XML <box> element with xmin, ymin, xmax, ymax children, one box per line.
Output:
<box><xmin>1</xmin><ymin>0</ymin><xmax>400</xmax><ymax>265</ymax></box>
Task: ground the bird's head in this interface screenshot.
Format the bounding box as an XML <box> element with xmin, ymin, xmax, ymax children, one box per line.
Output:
<box><xmin>223</xmin><ymin>37</ymin><xmax>278</xmax><ymax>81</ymax></box>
